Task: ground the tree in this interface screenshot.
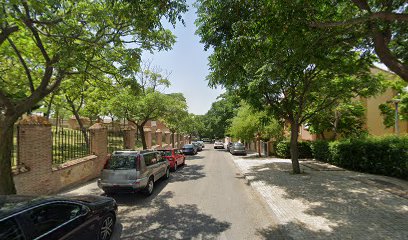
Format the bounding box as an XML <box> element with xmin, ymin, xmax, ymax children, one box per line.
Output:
<box><xmin>201</xmin><ymin>92</ymin><xmax>240</xmax><ymax>139</ymax></box>
<box><xmin>228</xmin><ymin>103</ymin><xmax>283</xmax><ymax>143</ymax></box>
<box><xmin>308</xmin><ymin>0</ymin><xmax>408</xmax><ymax>82</ymax></box>
<box><xmin>306</xmin><ymin>101</ymin><xmax>367</xmax><ymax>140</ymax></box>
<box><xmin>196</xmin><ymin>0</ymin><xmax>382</xmax><ymax>173</ymax></box>
<box><xmin>160</xmin><ymin>93</ymin><xmax>189</xmax><ymax>147</ymax></box>
<box><xmin>379</xmin><ymin>78</ymin><xmax>408</xmax><ymax>128</ymax></box>
<box><xmin>0</xmin><ymin>0</ymin><xmax>187</xmax><ymax>194</ymax></box>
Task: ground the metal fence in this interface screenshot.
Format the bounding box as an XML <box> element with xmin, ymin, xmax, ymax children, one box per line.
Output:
<box><xmin>107</xmin><ymin>127</ymin><xmax>124</xmax><ymax>153</ymax></box>
<box><xmin>52</xmin><ymin>128</ymin><xmax>91</xmax><ymax>165</ymax></box>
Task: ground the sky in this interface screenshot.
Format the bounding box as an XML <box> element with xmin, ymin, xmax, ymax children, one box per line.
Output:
<box><xmin>142</xmin><ymin>0</ymin><xmax>224</xmax><ymax>115</ymax></box>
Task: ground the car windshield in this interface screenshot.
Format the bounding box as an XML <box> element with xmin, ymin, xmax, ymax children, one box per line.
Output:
<box><xmin>159</xmin><ymin>150</ymin><xmax>172</xmax><ymax>156</ymax></box>
<box><xmin>106</xmin><ymin>155</ymin><xmax>136</xmax><ymax>170</ymax></box>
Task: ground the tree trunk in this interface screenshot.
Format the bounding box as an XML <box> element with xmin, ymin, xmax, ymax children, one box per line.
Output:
<box><xmin>171</xmin><ymin>131</ymin><xmax>175</xmax><ymax>148</ymax></box>
<box><xmin>138</xmin><ymin>125</ymin><xmax>147</xmax><ymax>150</ymax></box>
<box><xmin>289</xmin><ymin>121</ymin><xmax>301</xmax><ymax>174</ymax></box>
<box><xmin>71</xmin><ymin>107</ymin><xmax>90</xmax><ymax>149</ymax></box>
<box><xmin>0</xmin><ymin>118</ymin><xmax>17</xmax><ymax>194</ymax></box>
<box><xmin>44</xmin><ymin>92</ymin><xmax>56</xmax><ymax>120</ymax></box>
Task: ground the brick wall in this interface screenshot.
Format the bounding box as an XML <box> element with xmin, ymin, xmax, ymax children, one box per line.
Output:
<box><xmin>13</xmin><ymin>117</ymin><xmax>107</xmax><ymax>195</ymax></box>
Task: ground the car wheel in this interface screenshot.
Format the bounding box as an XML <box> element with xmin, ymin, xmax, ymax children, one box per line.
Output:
<box><xmin>174</xmin><ymin>162</ymin><xmax>177</xmax><ymax>171</ymax></box>
<box><xmin>144</xmin><ymin>177</ymin><xmax>154</xmax><ymax>196</ymax></box>
<box><xmin>98</xmin><ymin>213</ymin><xmax>115</xmax><ymax>240</ymax></box>
<box><xmin>164</xmin><ymin>167</ymin><xmax>170</xmax><ymax>180</ymax></box>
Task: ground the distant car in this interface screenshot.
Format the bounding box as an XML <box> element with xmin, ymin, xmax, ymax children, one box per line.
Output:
<box><xmin>230</xmin><ymin>142</ymin><xmax>247</xmax><ymax>155</ymax></box>
<box><xmin>226</xmin><ymin>142</ymin><xmax>233</xmax><ymax>151</ymax></box>
<box><xmin>98</xmin><ymin>150</ymin><xmax>170</xmax><ymax>196</ymax></box>
<box><xmin>158</xmin><ymin>148</ymin><xmax>185</xmax><ymax>171</ymax></box>
<box><xmin>0</xmin><ymin>194</ymin><xmax>117</xmax><ymax>240</ymax></box>
<box><xmin>192</xmin><ymin>142</ymin><xmax>203</xmax><ymax>151</ymax></box>
<box><xmin>197</xmin><ymin>141</ymin><xmax>205</xmax><ymax>148</ymax></box>
<box><xmin>213</xmin><ymin>141</ymin><xmax>224</xmax><ymax>149</ymax></box>
<box><xmin>182</xmin><ymin>144</ymin><xmax>197</xmax><ymax>155</ymax></box>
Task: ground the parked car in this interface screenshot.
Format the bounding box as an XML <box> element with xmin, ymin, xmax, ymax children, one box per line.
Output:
<box><xmin>229</xmin><ymin>142</ymin><xmax>247</xmax><ymax>155</ymax></box>
<box><xmin>213</xmin><ymin>141</ymin><xmax>225</xmax><ymax>149</ymax></box>
<box><xmin>197</xmin><ymin>141</ymin><xmax>205</xmax><ymax>148</ymax></box>
<box><xmin>182</xmin><ymin>144</ymin><xmax>197</xmax><ymax>155</ymax></box>
<box><xmin>192</xmin><ymin>142</ymin><xmax>203</xmax><ymax>151</ymax></box>
<box><xmin>226</xmin><ymin>142</ymin><xmax>233</xmax><ymax>151</ymax></box>
<box><xmin>158</xmin><ymin>148</ymin><xmax>185</xmax><ymax>171</ymax></box>
<box><xmin>0</xmin><ymin>194</ymin><xmax>117</xmax><ymax>240</ymax></box>
<box><xmin>98</xmin><ymin>150</ymin><xmax>170</xmax><ymax>196</ymax></box>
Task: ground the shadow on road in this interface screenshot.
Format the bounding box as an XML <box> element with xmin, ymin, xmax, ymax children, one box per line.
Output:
<box><xmin>170</xmin><ymin>164</ymin><xmax>206</xmax><ymax>183</ymax></box>
<box><xmin>118</xmin><ymin>191</ymin><xmax>231</xmax><ymax>239</ymax></box>
<box><xmin>185</xmin><ymin>155</ymin><xmax>205</xmax><ymax>160</ymax></box>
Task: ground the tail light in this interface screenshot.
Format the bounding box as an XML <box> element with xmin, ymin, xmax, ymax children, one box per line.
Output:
<box><xmin>135</xmin><ymin>155</ymin><xmax>141</xmax><ymax>170</ymax></box>
<box><xmin>103</xmin><ymin>154</ymin><xmax>111</xmax><ymax>169</ymax></box>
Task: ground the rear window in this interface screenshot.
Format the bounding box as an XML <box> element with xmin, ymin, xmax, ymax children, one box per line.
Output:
<box><xmin>234</xmin><ymin>143</ymin><xmax>244</xmax><ymax>147</ymax></box>
<box><xmin>159</xmin><ymin>150</ymin><xmax>172</xmax><ymax>157</ymax></box>
<box><xmin>106</xmin><ymin>155</ymin><xmax>136</xmax><ymax>170</ymax></box>
<box><xmin>183</xmin><ymin>145</ymin><xmax>193</xmax><ymax>148</ymax></box>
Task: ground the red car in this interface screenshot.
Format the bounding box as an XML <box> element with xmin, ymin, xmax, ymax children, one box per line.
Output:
<box><xmin>158</xmin><ymin>149</ymin><xmax>185</xmax><ymax>171</ymax></box>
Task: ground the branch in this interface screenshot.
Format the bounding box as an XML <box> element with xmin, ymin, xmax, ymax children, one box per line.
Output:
<box><xmin>0</xmin><ymin>26</ymin><xmax>19</xmax><ymax>46</ymax></box>
<box><xmin>371</xmin><ymin>26</ymin><xmax>408</xmax><ymax>82</ymax></box>
<box><xmin>7</xmin><ymin>37</ymin><xmax>34</xmax><ymax>92</ymax></box>
<box><xmin>351</xmin><ymin>0</ymin><xmax>371</xmax><ymax>12</ymax></box>
<box><xmin>309</xmin><ymin>12</ymin><xmax>408</xmax><ymax>28</ymax></box>
<box><xmin>0</xmin><ymin>90</ymin><xmax>13</xmax><ymax>110</ymax></box>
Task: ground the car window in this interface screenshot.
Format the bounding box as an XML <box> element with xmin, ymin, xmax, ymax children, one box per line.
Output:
<box><xmin>160</xmin><ymin>150</ymin><xmax>172</xmax><ymax>157</ymax></box>
<box><xmin>105</xmin><ymin>155</ymin><xmax>136</xmax><ymax>170</ymax></box>
<box><xmin>144</xmin><ymin>153</ymin><xmax>158</xmax><ymax>166</ymax></box>
<box><xmin>21</xmin><ymin>203</ymin><xmax>82</xmax><ymax>239</ymax></box>
<box><xmin>0</xmin><ymin>217</ymin><xmax>25</xmax><ymax>240</ymax></box>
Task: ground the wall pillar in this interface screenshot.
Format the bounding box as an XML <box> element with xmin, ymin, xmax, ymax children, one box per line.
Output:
<box><xmin>164</xmin><ymin>130</ymin><xmax>171</xmax><ymax>148</ymax></box>
<box><xmin>123</xmin><ymin>126</ymin><xmax>136</xmax><ymax>149</ymax></box>
<box><xmin>14</xmin><ymin>116</ymin><xmax>53</xmax><ymax>194</ymax></box>
<box><xmin>144</xmin><ymin>128</ymin><xmax>152</xmax><ymax>149</ymax></box>
<box><xmin>173</xmin><ymin>132</ymin><xmax>178</xmax><ymax>148</ymax></box>
<box><xmin>156</xmin><ymin>129</ymin><xmax>162</xmax><ymax>148</ymax></box>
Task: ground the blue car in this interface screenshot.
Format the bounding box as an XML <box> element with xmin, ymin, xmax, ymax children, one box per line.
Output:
<box><xmin>182</xmin><ymin>144</ymin><xmax>197</xmax><ymax>155</ymax></box>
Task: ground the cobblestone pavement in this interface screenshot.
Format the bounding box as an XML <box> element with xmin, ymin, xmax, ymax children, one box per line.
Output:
<box><xmin>232</xmin><ymin>154</ymin><xmax>408</xmax><ymax>240</ymax></box>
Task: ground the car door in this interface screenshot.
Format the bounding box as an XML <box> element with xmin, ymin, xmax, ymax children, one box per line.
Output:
<box><xmin>0</xmin><ymin>216</ymin><xmax>26</xmax><ymax>240</ymax></box>
<box><xmin>18</xmin><ymin>202</ymin><xmax>94</xmax><ymax>240</ymax></box>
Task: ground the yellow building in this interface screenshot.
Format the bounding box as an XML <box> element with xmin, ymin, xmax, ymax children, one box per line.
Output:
<box><xmin>300</xmin><ymin>67</ymin><xmax>407</xmax><ymax>140</ymax></box>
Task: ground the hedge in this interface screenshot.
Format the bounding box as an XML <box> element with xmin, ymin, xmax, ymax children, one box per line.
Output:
<box><xmin>275</xmin><ymin>140</ymin><xmax>313</xmax><ymax>159</ymax></box>
<box><xmin>276</xmin><ymin>136</ymin><xmax>407</xmax><ymax>179</ymax></box>
<box><xmin>328</xmin><ymin>136</ymin><xmax>408</xmax><ymax>179</ymax></box>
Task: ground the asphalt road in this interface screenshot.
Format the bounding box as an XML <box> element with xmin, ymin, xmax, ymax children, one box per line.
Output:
<box><xmin>64</xmin><ymin>144</ymin><xmax>279</xmax><ymax>239</ymax></box>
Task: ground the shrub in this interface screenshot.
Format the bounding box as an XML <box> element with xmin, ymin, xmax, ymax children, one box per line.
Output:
<box><xmin>275</xmin><ymin>140</ymin><xmax>313</xmax><ymax>159</ymax></box>
<box><xmin>275</xmin><ymin>140</ymin><xmax>290</xmax><ymax>158</ymax></box>
<box><xmin>310</xmin><ymin>140</ymin><xmax>330</xmax><ymax>162</ymax></box>
<box><xmin>327</xmin><ymin>135</ymin><xmax>408</xmax><ymax>179</ymax></box>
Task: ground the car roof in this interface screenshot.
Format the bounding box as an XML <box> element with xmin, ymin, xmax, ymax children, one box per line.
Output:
<box><xmin>0</xmin><ymin>195</ymin><xmax>112</xmax><ymax>220</ymax></box>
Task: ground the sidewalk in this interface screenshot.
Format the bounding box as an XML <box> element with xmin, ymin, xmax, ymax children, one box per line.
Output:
<box><xmin>232</xmin><ymin>153</ymin><xmax>408</xmax><ymax>240</ymax></box>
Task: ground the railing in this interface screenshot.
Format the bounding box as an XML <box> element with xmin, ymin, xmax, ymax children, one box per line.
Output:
<box><xmin>52</xmin><ymin>128</ymin><xmax>91</xmax><ymax>164</ymax></box>
<box><xmin>107</xmin><ymin>127</ymin><xmax>124</xmax><ymax>153</ymax></box>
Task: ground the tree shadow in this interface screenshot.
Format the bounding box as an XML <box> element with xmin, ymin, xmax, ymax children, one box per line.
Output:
<box><xmin>244</xmin><ymin>161</ymin><xmax>408</xmax><ymax>239</ymax></box>
<box><xmin>170</xmin><ymin>164</ymin><xmax>206</xmax><ymax>182</ymax></box>
<box><xmin>186</xmin><ymin>155</ymin><xmax>205</xmax><ymax>160</ymax></box>
<box><xmin>118</xmin><ymin>191</ymin><xmax>231</xmax><ymax>239</ymax></box>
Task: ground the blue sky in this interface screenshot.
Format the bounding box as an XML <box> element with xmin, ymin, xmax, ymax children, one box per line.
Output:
<box><xmin>142</xmin><ymin>0</ymin><xmax>224</xmax><ymax>115</ymax></box>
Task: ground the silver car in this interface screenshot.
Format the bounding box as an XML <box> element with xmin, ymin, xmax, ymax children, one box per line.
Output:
<box><xmin>97</xmin><ymin>150</ymin><xmax>170</xmax><ymax>196</ymax></box>
<box><xmin>229</xmin><ymin>142</ymin><xmax>247</xmax><ymax>155</ymax></box>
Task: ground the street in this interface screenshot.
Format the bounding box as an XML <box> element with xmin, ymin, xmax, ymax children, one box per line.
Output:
<box><xmin>64</xmin><ymin>145</ymin><xmax>279</xmax><ymax>240</ymax></box>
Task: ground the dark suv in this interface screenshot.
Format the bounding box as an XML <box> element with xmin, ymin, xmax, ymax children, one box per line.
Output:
<box><xmin>98</xmin><ymin>150</ymin><xmax>170</xmax><ymax>196</ymax></box>
<box><xmin>0</xmin><ymin>195</ymin><xmax>117</xmax><ymax>240</ymax></box>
